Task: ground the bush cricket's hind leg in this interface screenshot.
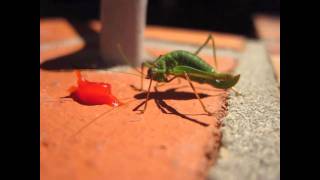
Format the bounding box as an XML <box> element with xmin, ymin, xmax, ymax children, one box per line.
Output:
<box><xmin>184</xmin><ymin>72</ymin><xmax>214</xmax><ymax>116</ymax></box>
<box><xmin>194</xmin><ymin>34</ymin><xmax>218</xmax><ymax>70</ymax></box>
<box><xmin>194</xmin><ymin>35</ymin><xmax>241</xmax><ymax>96</ymax></box>
<box><xmin>230</xmin><ymin>87</ymin><xmax>242</xmax><ymax>96</ymax></box>
<box><xmin>140</xmin><ymin>63</ymin><xmax>144</xmax><ymax>91</ymax></box>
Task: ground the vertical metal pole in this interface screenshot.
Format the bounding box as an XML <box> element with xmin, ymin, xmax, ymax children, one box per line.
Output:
<box><xmin>100</xmin><ymin>0</ymin><xmax>148</xmax><ymax>66</ymax></box>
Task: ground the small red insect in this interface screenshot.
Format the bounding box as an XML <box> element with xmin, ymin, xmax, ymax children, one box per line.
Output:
<box><xmin>68</xmin><ymin>70</ymin><xmax>122</xmax><ymax>107</ymax></box>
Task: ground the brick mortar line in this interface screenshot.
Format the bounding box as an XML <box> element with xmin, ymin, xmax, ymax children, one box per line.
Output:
<box><xmin>208</xmin><ymin>41</ymin><xmax>280</xmax><ymax>180</ymax></box>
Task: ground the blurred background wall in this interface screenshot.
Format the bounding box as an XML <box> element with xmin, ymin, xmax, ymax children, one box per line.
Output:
<box><xmin>40</xmin><ymin>0</ymin><xmax>280</xmax><ymax>38</ymax></box>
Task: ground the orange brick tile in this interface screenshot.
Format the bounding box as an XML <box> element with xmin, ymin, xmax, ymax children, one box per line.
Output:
<box><xmin>89</xmin><ymin>20</ymin><xmax>246</xmax><ymax>51</ymax></box>
<box><xmin>253</xmin><ymin>15</ymin><xmax>280</xmax><ymax>41</ymax></box>
<box><xmin>40</xmin><ymin>18</ymin><xmax>85</xmax><ymax>62</ymax></box>
<box><xmin>40</xmin><ymin>18</ymin><xmax>239</xmax><ymax>180</ymax></box>
<box><xmin>40</xmin><ymin>18</ymin><xmax>81</xmax><ymax>44</ymax></box>
<box><xmin>145</xmin><ymin>26</ymin><xmax>246</xmax><ymax>51</ymax></box>
<box><xmin>40</xmin><ymin>69</ymin><xmax>232</xmax><ymax>180</ymax></box>
<box><xmin>40</xmin><ymin>42</ymin><xmax>84</xmax><ymax>63</ymax></box>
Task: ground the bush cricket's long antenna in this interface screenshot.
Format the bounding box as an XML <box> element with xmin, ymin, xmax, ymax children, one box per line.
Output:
<box><xmin>116</xmin><ymin>44</ymin><xmax>146</xmax><ymax>77</ymax></box>
<box><xmin>71</xmin><ymin>68</ymin><xmax>141</xmax><ymax>78</ymax></box>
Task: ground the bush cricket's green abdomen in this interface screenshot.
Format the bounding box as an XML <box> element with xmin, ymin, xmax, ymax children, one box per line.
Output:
<box><xmin>157</xmin><ymin>50</ymin><xmax>214</xmax><ymax>73</ymax></box>
<box><xmin>154</xmin><ymin>50</ymin><xmax>239</xmax><ymax>89</ymax></box>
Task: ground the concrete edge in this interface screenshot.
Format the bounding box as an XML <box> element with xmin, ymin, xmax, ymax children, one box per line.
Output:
<box><xmin>207</xmin><ymin>40</ymin><xmax>280</xmax><ymax>180</ymax></box>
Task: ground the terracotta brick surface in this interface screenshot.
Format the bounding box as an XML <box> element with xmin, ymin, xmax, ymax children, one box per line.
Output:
<box><xmin>40</xmin><ymin>55</ymin><xmax>237</xmax><ymax>180</ymax></box>
<box><xmin>40</xmin><ymin>17</ymin><xmax>239</xmax><ymax>180</ymax></box>
<box><xmin>40</xmin><ymin>67</ymin><xmax>233</xmax><ymax>180</ymax></box>
<box><xmin>40</xmin><ymin>18</ymin><xmax>85</xmax><ymax>62</ymax></box>
<box><xmin>89</xmin><ymin>20</ymin><xmax>245</xmax><ymax>51</ymax></box>
<box><xmin>41</xmin><ymin>19</ymin><xmax>245</xmax><ymax>52</ymax></box>
<box><xmin>41</xmin><ymin>19</ymin><xmax>245</xmax><ymax>61</ymax></box>
<box><xmin>40</xmin><ymin>42</ymin><xmax>84</xmax><ymax>63</ymax></box>
<box><xmin>144</xmin><ymin>26</ymin><xmax>246</xmax><ymax>51</ymax></box>
<box><xmin>253</xmin><ymin>15</ymin><xmax>280</xmax><ymax>41</ymax></box>
<box><xmin>40</xmin><ymin>18</ymin><xmax>81</xmax><ymax>44</ymax></box>
<box><xmin>40</xmin><ymin>19</ymin><xmax>237</xmax><ymax>71</ymax></box>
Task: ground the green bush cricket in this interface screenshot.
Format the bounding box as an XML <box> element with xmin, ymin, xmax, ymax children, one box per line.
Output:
<box><xmin>118</xmin><ymin>34</ymin><xmax>240</xmax><ymax>116</ymax></box>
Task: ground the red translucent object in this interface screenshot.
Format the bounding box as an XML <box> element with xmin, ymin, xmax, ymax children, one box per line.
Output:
<box><xmin>68</xmin><ymin>71</ymin><xmax>122</xmax><ymax>107</ymax></box>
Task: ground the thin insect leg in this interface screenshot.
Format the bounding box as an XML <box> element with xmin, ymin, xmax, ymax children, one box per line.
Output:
<box><xmin>117</xmin><ymin>44</ymin><xmax>146</xmax><ymax>76</ymax></box>
<box><xmin>155</xmin><ymin>76</ymin><xmax>177</xmax><ymax>88</ymax></box>
<box><xmin>209</xmin><ymin>34</ymin><xmax>218</xmax><ymax>70</ymax></box>
<box><xmin>166</xmin><ymin>76</ymin><xmax>178</xmax><ymax>83</ymax></box>
<box><xmin>184</xmin><ymin>72</ymin><xmax>214</xmax><ymax>116</ymax></box>
<box><xmin>194</xmin><ymin>34</ymin><xmax>218</xmax><ymax>70</ymax></box>
<box><xmin>141</xmin><ymin>78</ymin><xmax>153</xmax><ymax>113</ymax></box>
<box><xmin>194</xmin><ymin>34</ymin><xmax>211</xmax><ymax>55</ymax></box>
<box><xmin>231</xmin><ymin>87</ymin><xmax>242</xmax><ymax>96</ymax></box>
<box><xmin>140</xmin><ymin>63</ymin><xmax>144</xmax><ymax>91</ymax></box>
